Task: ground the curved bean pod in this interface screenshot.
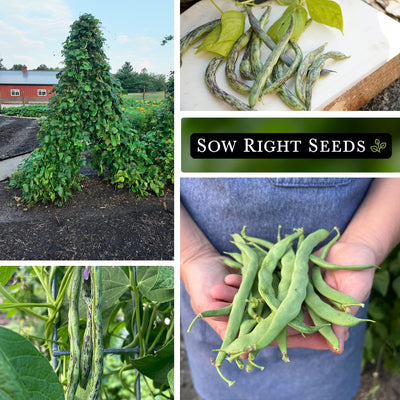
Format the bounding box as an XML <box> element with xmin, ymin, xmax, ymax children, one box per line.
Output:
<box><xmin>295</xmin><ymin>43</ymin><xmax>326</xmax><ymax>103</ymax></box>
<box><xmin>180</xmin><ymin>19</ymin><xmax>221</xmax><ymax>64</ymax></box>
<box><xmin>264</xmin><ymin>40</ymin><xmax>302</xmax><ymax>94</ymax></box>
<box><xmin>239</xmin><ymin>39</ymin><xmax>255</xmax><ymax>81</ymax></box>
<box><xmin>305</xmin><ymin>51</ymin><xmax>349</xmax><ymax>110</ymax></box>
<box><xmin>225</xmin><ymin>29</ymin><xmax>253</xmax><ymax>94</ymax></box>
<box><xmin>249</xmin><ymin>16</ymin><xmax>294</xmax><ymax>108</ymax></box>
<box><xmin>205</xmin><ymin>57</ymin><xmax>252</xmax><ymax>111</ymax></box>
<box><xmin>305</xmin><ymin>282</ymin><xmax>373</xmax><ymax>327</ymax></box>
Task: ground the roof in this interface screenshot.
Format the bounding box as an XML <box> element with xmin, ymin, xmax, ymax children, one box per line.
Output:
<box><xmin>0</xmin><ymin>70</ymin><xmax>59</xmax><ymax>85</ymax></box>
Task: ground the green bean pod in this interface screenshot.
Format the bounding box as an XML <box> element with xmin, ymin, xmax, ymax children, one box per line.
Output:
<box><xmin>305</xmin><ymin>282</ymin><xmax>373</xmax><ymax>327</ymax></box>
<box><xmin>79</xmin><ymin>275</ymin><xmax>93</xmax><ymax>390</ymax></box>
<box><xmin>88</xmin><ymin>266</ymin><xmax>104</xmax><ymax>400</ymax></box>
<box><xmin>249</xmin><ymin>16</ymin><xmax>294</xmax><ymax>108</ymax></box>
<box><xmin>239</xmin><ymin>38</ymin><xmax>255</xmax><ymax>81</ymax></box>
<box><xmin>295</xmin><ymin>43</ymin><xmax>326</xmax><ymax>103</ymax></box>
<box><xmin>66</xmin><ymin>266</ymin><xmax>83</xmax><ymax>400</ymax></box>
<box><xmin>180</xmin><ymin>19</ymin><xmax>221</xmax><ymax>64</ymax></box>
<box><xmin>264</xmin><ymin>40</ymin><xmax>302</xmax><ymax>94</ymax></box>
<box><xmin>250</xmin><ymin>7</ymin><xmax>271</xmax><ymax>77</ymax></box>
<box><xmin>187</xmin><ymin>304</ymin><xmax>232</xmax><ymax>333</ymax></box>
<box><xmin>305</xmin><ymin>51</ymin><xmax>350</xmax><ymax>110</ymax></box>
<box><xmin>214</xmin><ymin>242</ymin><xmax>259</xmax><ymax>386</ymax></box>
<box><xmin>309</xmin><ymin>254</ymin><xmax>377</xmax><ymax>271</ymax></box>
<box><xmin>225</xmin><ymin>29</ymin><xmax>253</xmax><ymax>94</ymax></box>
<box><xmin>308</xmin><ymin>307</ymin><xmax>340</xmax><ymax>352</ymax></box>
<box><xmin>205</xmin><ymin>57</ymin><xmax>252</xmax><ymax>111</ymax></box>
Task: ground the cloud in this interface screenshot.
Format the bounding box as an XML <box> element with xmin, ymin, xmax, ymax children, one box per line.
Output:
<box><xmin>0</xmin><ymin>0</ymin><xmax>73</xmax><ymax>68</ymax></box>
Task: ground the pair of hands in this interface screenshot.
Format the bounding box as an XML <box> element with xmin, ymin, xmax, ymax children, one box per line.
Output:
<box><xmin>183</xmin><ymin>241</ymin><xmax>377</xmax><ymax>354</ymax></box>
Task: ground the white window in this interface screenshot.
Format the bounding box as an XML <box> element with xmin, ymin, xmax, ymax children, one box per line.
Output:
<box><xmin>38</xmin><ymin>89</ymin><xmax>47</xmax><ymax>96</ymax></box>
<box><xmin>11</xmin><ymin>89</ymin><xmax>20</xmax><ymax>96</ymax></box>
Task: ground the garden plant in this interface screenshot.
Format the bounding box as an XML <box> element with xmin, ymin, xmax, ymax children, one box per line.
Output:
<box><xmin>9</xmin><ymin>13</ymin><xmax>173</xmax><ymax>206</ymax></box>
<box><xmin>0</xmin><ymin>265</ymin><xmax>174</xmax><ymax>400</ymax></box>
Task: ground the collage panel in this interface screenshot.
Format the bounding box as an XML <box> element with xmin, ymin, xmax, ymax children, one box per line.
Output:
<box><xmin>0</xmin><ymin>1</ymin><xmax>174</xmax><ymax>261</ymax></box>
<box><xmin>180</xmin><ymin>176</ymin><xmax>400</xmax><ymax>400</ymax></box>
<box><xmin>180</xmin><ymin>0</ymin><xmax>400</xmax><ymax>112</ymax></box>
<box><xmin>0</xmin><ymin>265</ymin><xmax>174</xmax><ymax>399</ymax></box>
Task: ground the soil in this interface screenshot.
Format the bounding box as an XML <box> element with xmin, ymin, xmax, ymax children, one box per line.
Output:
<box><xmin>0</xmin><ymin>116</ymin><xmax>40</xmax><ymax>160</ymax></box>
<box><xmin>0</xmin><ymin>116</ymin><xmax>174</xmax><ymax>261</ymax></box>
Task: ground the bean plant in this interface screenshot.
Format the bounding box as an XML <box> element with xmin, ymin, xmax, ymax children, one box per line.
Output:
<box><xmin>10</xmin><ymin>14</ymin><xmax>173</xmax><ymax>205</ymax></box>
<box><xmin>0</xmin><ymin>266</ymin><xmax>174</xmax><ymax>400</ymax></box>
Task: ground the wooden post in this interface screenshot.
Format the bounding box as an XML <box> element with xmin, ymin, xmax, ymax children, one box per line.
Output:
<box><xmin>142</xmin><ymin>86</ymin><xmax>146</xmax><ymax>101</ymax></box>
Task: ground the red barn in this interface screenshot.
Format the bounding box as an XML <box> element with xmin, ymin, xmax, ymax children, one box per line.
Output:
<box><xmin>0</xmin><ymin>67</ymin><xmax>59</xmax><ymax>105</ymax></box>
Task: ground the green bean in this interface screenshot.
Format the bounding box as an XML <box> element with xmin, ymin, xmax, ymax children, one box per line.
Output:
<box><xmin>258</xmin><ymin>229</ymin><xmax>303</xmax><ymax>309</ymax></box>
<box><xmin>250</xmin><ymin>6</ymin><xmax>271</xmax><ymax>77</ymax></box>
<box><xmin>305</xmin><ymin>51</ymin><xmax>349</xmax><ymax>110</ymax></box>
<box><xmin>79</xmin><ymin>273</ymin><xmax>93</xmax><ymax>390</ymax></box>
<box><xmin>66</xmin><ymin>266</ymin><xmax>83</xmax><ymax>400</ymax></box>
<box><xmin>239</xmin><ymin>39</ymin><xmax>255</xmax><ymax>81</ymax></box>
<box><xmin>224</xmin><ymin>251</ymin><xmax>243</xmax><ymax>265</ymax></box>
<box><xmin>308</xmin><ymin>307</ymin><xmax>340</xmax><ymax>352</ymax></box>
<box><xmin>225</xmin><ymin>29</ymin><xmax>253</xmax><ymax>94</ymax></box>
<box><xmin>276</xmin><ymin>327</ymin><xmax>289</xmax><ymax>362</ymax></box>
<box><xmin>225</xmin><ymin>229</ymin><xmax>331</xmax><ymax>355</ymax></box>
<box><xmin>220</xmin><ymin>257</ymin><xmax>243</xmax><ymax>269</ymax></box>
<box><xmin>273</xmin><ymin>63</ymin><xmax>307</xmax><ymax>110</ymax></box>
<box><xmin>187</xmin><ymin>304</ymin><xmax>233</xmax><ymax>333</ymax></box>
<box><xmin>304</xmin><ymin>282</ymin><xmax>373</xmax><ymax>327</ymax></box>
<box><xmin>295</xmin><ymin>43</ymin><xmax>326</xmax><ymax>103</ymax></box>
<box><xmin>180</xmin><ymin>19</ymin><xmax>221</xmax><ymax>64</ymax></box>
<box><xmin>214</xmin><ymin>241</ymin><xmax>259</xmax><ymax>386</ymax></box>
<box><xmin>249</xmin><ymin>16</ymin><xmax>294</xmax><ymax>108</ymax></box>
<box><xmin>205</xmin><ymin>56</ymin><xmax>252</xmax><ymax>111</ymax></box>
<box><xmin>88</xmin><ymin>266</ymin><xmax>104</xmax><ymax>400</ymax></box>
<box><xmin>309</xmin><ymin>254</ymin><xmax>377</xmax><ymax>270</ymax></box>
<box><xmin>264</xmin><ymin>40</ymin><xmax>302</xmax><ymax>94</ymax></box>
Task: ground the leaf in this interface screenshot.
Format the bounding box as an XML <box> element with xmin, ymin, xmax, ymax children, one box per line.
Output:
<box><xmin>373</xmin><ymin>270</ymin><xmax>390</xmax><ymax>297</ymax></box>
<box><xmin>0</xmin><ymin>267</ymin><xmax>18</xmax><ymax>286</ymax></box>
<box><xmin>268</xmin><ymin>4</ymin><xmax>308</xmax><ymax>43</ymax></box>
<box><xmin>305</xmin><ymin>0</ymin><xmax>343</xmax><ymax>33</ymax></box>
<box><xmin>0</xmin><ymin>327</ymin><xmax>64</xmax><ymax>400</ymax></box>
<box><xmin>196</xmin><ymin>10</ymin><xmax>245</xmax><ymax>57</ymax></box>
<box><xmin>168</xmin><ymin>368</ymin><xmax>174</xmax><ymax>395</ymax></box>
<box><xmin>137</xmin><ymin>266</ymin><xmax>174</xmax><ymax>302</ymax></box>
<box><xmin>151</xmin><ymin>266</ymin><xmax>174</xmax><ymax>291</ymax></box>
<box><xmin>128</xmin><ymin>338</ymin><xmax>174</xmax><ymax>386</ymax></box>
<box><xmin>392</xmin><ymin>276</ymin><xmax>400</xmax><ymax>298</ymax></box>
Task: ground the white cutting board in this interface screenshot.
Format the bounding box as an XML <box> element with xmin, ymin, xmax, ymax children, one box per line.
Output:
<box><xmin>180</xmin><ymin>0</ymin><xmax>400</xmax><ymax>111</ymax></box>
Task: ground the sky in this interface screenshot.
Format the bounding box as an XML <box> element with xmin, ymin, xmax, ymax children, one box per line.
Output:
<box><xmin>0</xmin><ymin>0</ymin><xmax>174</xmax><ymax>75</ymax></box>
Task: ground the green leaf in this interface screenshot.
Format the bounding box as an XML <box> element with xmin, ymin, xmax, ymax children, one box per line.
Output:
<box><xmin>392</xmin><ymin>276</ymin><xmax>400</xmax><ymax>298</ymax></box>
<box><xmin>196</xmin><ymin>10</ymin><xmax>245</xmax><ymax>57</ymax></box>
<box><xmin>0</xmin><ymin>327</ymin><xmax>64</xmax><ymax>400</ymax></box>
<box><xmin>305</xmin><ymin>0</ymin><xmax>343</xmax><ymax>33</ymax></box>
<box><xmin>268</xmin><ymin>4</ymin><xmax>308</xmax><ymax>43</ymax></box>
<box><xmin>168</xmin><ymin>368</ymin><xmax>174</xmax><ymax>395</ymax></box>
<box><xmin>0</xmin><ymin>267</ymin><xmax>18</xmax><ymax>286</ymax></box>
<box><xmin>137</xmin><ymin>266</ymin><xmax>174</xmax><ymax>302</ymax></box>
<box><xmin>373</xmin><ymin>270</ymin><xmax>390</xmax><ymax>297</ymax></box>
<box><xmin>151</xmin><ymin>266</ymin><xmax>174</xmax><ymax>291</ymax></box>
<box><xmin>128</xmin><ymin>338</ymin><xmax>174</xmax><ymax>386</ymax></box>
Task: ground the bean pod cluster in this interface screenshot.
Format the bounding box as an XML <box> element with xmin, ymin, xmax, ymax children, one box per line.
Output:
<box><xmin>188</xmin><ymin>227</ymin><xmax>376</xmax><ymax>386</ymax></box>
<box><xmin>66</xmin><ymin>266</ymin><xmax>104</xmax><ymax>399</ymax></box>
<box><xmin>181</xmin><ymin>5</ymin><xmax>349</xmax><ymax>111</ymax></box>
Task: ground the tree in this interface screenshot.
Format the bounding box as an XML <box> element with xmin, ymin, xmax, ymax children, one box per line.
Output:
<box><xmin>115</xmin><ymin>61</ymin><xmax>137</xmax><ymax>92</ymax></box>
<box><xmin>0</xmin><ymin>58</ymin><xmax>6</xmax><ymax>70</ymax></box>
<box><xmin>10</xmin><ymin>64</ymin><xmax>26</xmax><ymax>71</ymax></box>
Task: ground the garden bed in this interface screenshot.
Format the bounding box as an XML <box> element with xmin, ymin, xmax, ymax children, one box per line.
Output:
<box><xmin>0</xmin><ymin>177</ymin><xmax>174</xmax><ymax>260</ymax></box>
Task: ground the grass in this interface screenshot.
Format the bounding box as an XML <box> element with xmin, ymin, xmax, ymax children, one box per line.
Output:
<box><xmin>124</xmin><ymin>91</ymin><xmax>165</xmax><ymax>102</ymax></box>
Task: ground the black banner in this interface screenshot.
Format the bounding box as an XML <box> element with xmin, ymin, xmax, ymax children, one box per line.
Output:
<box><xmin>190</xmin><ymin>133</ymin><xmax>392</xmax><ymax>159</ymax></box>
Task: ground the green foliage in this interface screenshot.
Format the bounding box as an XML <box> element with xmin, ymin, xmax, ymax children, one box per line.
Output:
<box><xmin>114</xmin><ymin>61</ymin><xmax>166</xmax><ymax>93</ymax></box>
<box><xmin>1</xmin><ymin>104</ymin><xmax>49</xmax><ymax>117</ymax></box>
<box><xmin>0</xmin><ymin>266</ymin><xmax>174</xmax><ymax>399</ymax></box>
<box><xmin>9</xmin><ymin>13</ymin><xmax>173</xmax><ymax>206</ymax></box>
<box><xmin>363</xmin><ymin>244</ymin><xmax>400</xmax><ymax>373</ymax></box>
<box><xmin>0</xmin><ymin>327</ymin><xmax>65</xmax><ymax>400</ymax></box>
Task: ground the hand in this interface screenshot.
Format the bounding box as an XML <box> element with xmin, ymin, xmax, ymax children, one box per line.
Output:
<box><xmin>182</xmin><ymin>255</ymin><xmax>240</xmax><ymax>340</ymax></box>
